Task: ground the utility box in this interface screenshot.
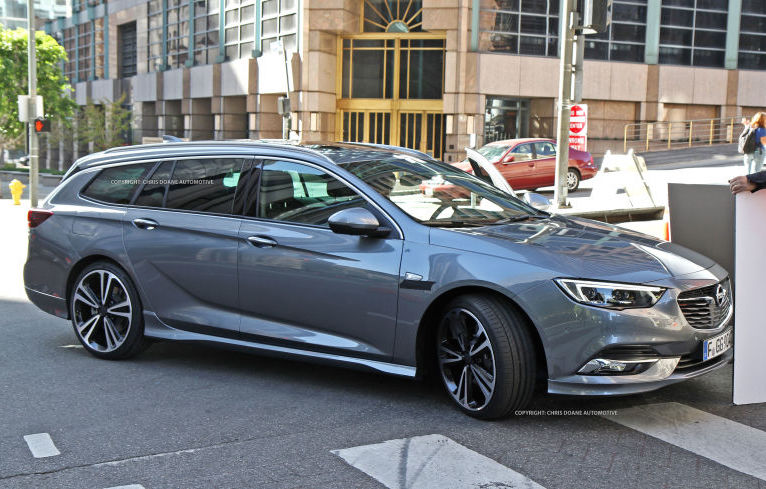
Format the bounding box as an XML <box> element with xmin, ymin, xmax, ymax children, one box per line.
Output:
<box><xmin>277</xmin><ymin>96</ymin><xmax>291</xmax><ymax>116</ymax></box>
<box><xmin>580</xmin><ymin>0</ymin><xmax>613</xmax><ymax>34</ymax></box>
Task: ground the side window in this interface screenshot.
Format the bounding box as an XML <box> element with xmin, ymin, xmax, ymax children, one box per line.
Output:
<box><xmin>165</xmin><ymin>158</ymin><xmax>245</xmax><ymax>214</ymax></box>
<box><xmin>134</xmin><ymin>161</ymin><xmax>173</xmax><ymax>207</ymax></box>
<box><xmin>510</xmin><ymin>143</ymin><xmax>534</xmax><ymax>161</ymax></box>
<box><xmin>257</xmin><ymin>160</ymin><xmax>365</xmax><ymax>226</ymax></box>
<box><xmin>82</xmin><ymin>163</ymin><xmax>154</xmax><ymax>204</ymax></box>
<box><xmin>533</xmin><ymin>142</ymin><xmax>556</xmax><ymax>158</ymax></box>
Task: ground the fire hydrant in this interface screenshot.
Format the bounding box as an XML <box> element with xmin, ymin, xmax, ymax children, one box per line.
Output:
<box><xmin>9</xmin><ymin>179</ymin><xmax>25</xmax><ymax>205</ymax></box>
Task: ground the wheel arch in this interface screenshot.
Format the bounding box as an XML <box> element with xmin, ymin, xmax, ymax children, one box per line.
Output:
<box><xmin>65</xmin><ymin>254</ymin><xmax>141</xmax><ymax>314</ymax></box>
<box><xmin>414</xmin><ymin>285</ymin><xmax>548</xmax><ymax>383</ymax></box>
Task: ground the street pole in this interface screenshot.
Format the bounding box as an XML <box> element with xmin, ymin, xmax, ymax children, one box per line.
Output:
<box><xmin>554</xmin><ymin>0</ymin><xmax>576</xmax><ymax>209</ymax></box>
<box><xmin>27</xmin><ymin>0</ymin><xmax>38</xmax><ymax>207</ymax></box>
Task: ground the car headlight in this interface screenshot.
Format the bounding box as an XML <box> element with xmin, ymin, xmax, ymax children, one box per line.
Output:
<box><xmin>555</xmin><ymin>279</ymin><xmax>665</xmax><ymax>309</ymax></box>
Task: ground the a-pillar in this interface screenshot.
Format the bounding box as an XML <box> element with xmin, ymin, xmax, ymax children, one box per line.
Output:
<box><xmin>157</xmin><ymin>100</ymin><xmax>184</xmax><ymax>138</ymax></box>
<box><xmin>133</xmin><ymin>102</ymin><xmax>158</xmax><ymax>143</ymax></box>
<box><xmin>183</xmin><ymin>98</ymin><xmax>214</xmax><ymax>140</ymax></box>
<box><xmin>213</xmin><ymin>96</ymin><xmax>248</xmax><ymax>140</ymax></box>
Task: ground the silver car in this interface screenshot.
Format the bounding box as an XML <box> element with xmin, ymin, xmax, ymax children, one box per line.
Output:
<box><xmin>24</xmin><ymin>142</ymin><xmax>733</xmax><ymax>419</ymax></box>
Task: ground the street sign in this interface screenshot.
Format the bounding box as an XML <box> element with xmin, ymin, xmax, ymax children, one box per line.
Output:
<box><xmin>569</xmin><ymin>104</ymin><xmax>588</xmax><ymax>152</ymax></box>
<box><xmin>17</xmin><ymin>95</ymin><xmax>43</xmax><ymax>122</ymax></box>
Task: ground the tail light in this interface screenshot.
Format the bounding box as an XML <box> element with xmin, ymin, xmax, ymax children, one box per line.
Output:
<box><xmin>28</xmin><ymin>209</ymin><xmax>53</xmax><ymax>228</ymax></box>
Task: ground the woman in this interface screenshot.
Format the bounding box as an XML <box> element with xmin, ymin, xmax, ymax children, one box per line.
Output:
<box><xmin>742</xmin><ymin>112</ymin><xmax>766</xmax><ymax>174</ymax></box>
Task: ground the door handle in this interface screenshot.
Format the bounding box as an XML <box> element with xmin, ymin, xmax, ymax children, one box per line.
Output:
<box><xmin>528</xmin><ymin>162</ymin><xmax>535</xmax><ymax>167</ymax></box>
<box><xmin>132</xmin><ymin>218</ymin><xmax>158</xmax><ymax>230</ymax></box>
<box><xmin>247</xmin><ymin>235</ymin><xmax>278</xmax><ymax>248</ymax></box>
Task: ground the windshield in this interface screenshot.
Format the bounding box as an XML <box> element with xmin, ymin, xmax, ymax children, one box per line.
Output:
<box><xmin>476</xmin><ymin>145</ymin><xmax>510</xmax><ymax>161</ymax></box>
<box><xmin>342</xmin><ymin>155</ymin><xmax>545</xmax><ymax>227</ymax></box>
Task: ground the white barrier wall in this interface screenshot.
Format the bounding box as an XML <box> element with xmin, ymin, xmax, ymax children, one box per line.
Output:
<box><xmin>733</xmin><ymin>190</ymin><xmax>766</xmax><ymax>405</ymax></box>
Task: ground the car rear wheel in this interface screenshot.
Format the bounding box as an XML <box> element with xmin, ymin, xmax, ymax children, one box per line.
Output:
<box><xmin>69</xmin><ymin>261</ymin><xmax>146</xmax><ymax>359</ymax></box>
<box><xmin>567</xmin><ymin>168</ymin><xmax>581</xmax><ymax>191</ymax></box>
<box><xmin>436</xmin><ymin>294</ymin><xmax>536</xmax><ymax>419</ymax></box>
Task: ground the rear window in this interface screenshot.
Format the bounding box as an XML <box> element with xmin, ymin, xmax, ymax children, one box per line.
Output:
<box><xmin>82</xmin><ymin>163</ymin><xmax>154</xmax><ymax>204</ymax></box>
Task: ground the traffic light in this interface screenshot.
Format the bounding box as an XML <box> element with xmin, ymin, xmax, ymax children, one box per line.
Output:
<box><xmin>34</xmin><ymin>118</ymin><xmax>51</xmax><ymax>133</ymax></box>
<box><xmin>580</xmin><ymin>0</ymin><xmax>612</xmax><ymax>34</ymax></box>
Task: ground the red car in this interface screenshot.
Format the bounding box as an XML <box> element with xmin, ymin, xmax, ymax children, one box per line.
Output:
<box><xmin>455</xmin><ymin>138</ymin><xmax>598</xmax><ymax>191</ymax></box>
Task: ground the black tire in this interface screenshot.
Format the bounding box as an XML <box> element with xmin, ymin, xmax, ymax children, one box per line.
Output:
<box><xmin>567</xmin><ymin>168</ymin><xmax>581</xmax><ymax>192</ymax></box>
<box><xmin>436</xmin><ymin>294</ymin><xmax>536</xmax><ymax>419</ymax></box>
<box><xmin>69</xmin><ymin>261</ymin><xmax>147</xmax><ymax>359</ymax></box>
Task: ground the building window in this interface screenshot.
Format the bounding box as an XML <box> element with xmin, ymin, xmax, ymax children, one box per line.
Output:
<box><xmin>119</xmin><ymin>22</ymin><xmax>138</xmax><ymax>77</ymax></box>
<box><xmin>224</xmin><ymin>0</ymin><xmax>256</xmax><ymax>59</ymax></box>
<box><xmin>584</xmin><ymin>0</ymin><xmax>646</xmax><ymax>62</ymax></box>
<box><xmin>739</xmin><ymin>0</ymin><xmax>766</xmax><ymax>70</ymax></box>
<box><xmin>478</xmin><ymin>0</ymin><xmax>559</xmax><ymax>57</ymax></box>
<box><xmin>659</xmin><ymin>0</ymin><xmax>727</xmax><ymax>68</ymax></box>
<box><xmin>167</xmin><ymin>0</ymin><xmax>190</xmax><ymax>68</ymax></box>
<box><xmin>62</xmin><ymin>26</ymin><xmax>76</xmax><ymax>81</ymax></box>
<box><xmin>148</xmin><ymin>0</ymin><xmax>163</xmax><ymax>71</ymax></box>
<box><xmin>261</xmin><ymin>0</ymin><xmax>298</xmax><ymax>54</ymax></box>
<box><xmin>193</xmin><ymin>0</ymin><xmax>219</xmax><ymax>65</ymax></box>
<box><xmin>362</xmin><ymin>0</ymin><xmax>423</xmax><ymax>33</ymax></box>
<box><xmin>77</xmin><ymin>21</ymin><xmax>92</xmax><ymax>81</ymax></box>
<box><xmin>485</xmin><ymin>97</ymin><xmax>530</xmax><ymax>142</ymax></box>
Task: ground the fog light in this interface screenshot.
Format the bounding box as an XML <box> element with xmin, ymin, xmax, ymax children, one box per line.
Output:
<box><xmin>578</xmin><ymin>358</ymin><xmax>658</xmax><ymax>375</ymax></box>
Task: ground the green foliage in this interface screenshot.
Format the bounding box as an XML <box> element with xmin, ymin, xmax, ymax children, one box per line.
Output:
<box><xmin>0</xmin><ymin>26</ymin><xmax>77</xmax><ymax>148</ymax></box>
<box><xmin>77</xmin><ymin>94</ymin><xmax>133</xmax><ymax>152</ymax></box>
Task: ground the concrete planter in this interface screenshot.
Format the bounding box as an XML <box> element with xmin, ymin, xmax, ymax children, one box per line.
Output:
<box><xmin>0</xmin><ymin>170</ymin><xmax>63</xmax><ymax>187</ymax></box>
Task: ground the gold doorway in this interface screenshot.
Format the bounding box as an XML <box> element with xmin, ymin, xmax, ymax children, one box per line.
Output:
<box><xmin>336</xmin><ymin>33</ymin><xmax>446</xmax><ymax>159</ymax></box>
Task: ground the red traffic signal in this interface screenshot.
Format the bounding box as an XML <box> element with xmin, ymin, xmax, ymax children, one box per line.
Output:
<box><xmin>34</xmin><ymin>118</ymin><xmax>51</xmax><ymax>133</ymax></box>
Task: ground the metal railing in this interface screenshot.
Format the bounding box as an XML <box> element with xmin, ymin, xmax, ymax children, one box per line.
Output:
<box><xmin>623</xmin><ymin>117</ymin><xmax>741</xmax><ymax>153</ymax></box>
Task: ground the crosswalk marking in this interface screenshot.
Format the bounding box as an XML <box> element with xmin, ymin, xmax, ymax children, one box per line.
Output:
<box><xmin>103</xmin><ymin>485</ymin><xmax>145</xmax><ymax>489</ymax></box>
<box><xmin>602</xmin><ymin>402</ymin><xmax>766</xmax><ymax>481</ymax></box>
<box><xmin>23</xmin><ymin>433</ymin><xmax>60</xmax><ymax>458</ymax></box>
<box><xmin>333</xmin><ymin>434</ymin><xmax>546</xmax><ymax>489</ymax></box>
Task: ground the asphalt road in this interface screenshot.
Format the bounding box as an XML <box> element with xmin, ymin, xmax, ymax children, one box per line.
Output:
<box><xmin>1</xmin><ymin>194</ymin><xmax>765</xmax><ymax>489</ymax></box>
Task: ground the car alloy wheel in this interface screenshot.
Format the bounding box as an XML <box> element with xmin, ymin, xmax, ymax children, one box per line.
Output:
<box><xmin>72</xmin><ymin>269</ymin><xmax>133</xmax><ymax>353</ymax></box>
<box><xmin>437</xmin><ymin>307</ymin><xmax>497</xmax><ymax>411</ymax></box>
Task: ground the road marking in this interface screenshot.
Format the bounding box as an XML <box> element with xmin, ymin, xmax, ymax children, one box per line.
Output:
<box><xmin>59</xmin><ymin>344</ymin><xmax>83</xmax><ymax>349</ymax></box>
<box><xmin>602</xmin><ymin>402</ymin><xmax>766</xmax><ymax>481</ymax></box>
<box><xmin>332</xmin><ymin>434</ymin><xmax>546</xmax><ymax>489</ymax></box>
<box><xmin>23</xmin><ymin>433</ymin><xmax>60</xmax><ymax>458</ymax></box>
<box><xmin>103</xmin><ymin>485</ymin><xmax>145</xmax><ymax>489</ymax></box>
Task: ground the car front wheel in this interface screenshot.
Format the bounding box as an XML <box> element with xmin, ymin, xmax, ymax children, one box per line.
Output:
<box><xmin>69</xmin><ymin>261</ymin><xmax>147</xmax><ymax>359</ymax></box>
<box><xmin>436</xmin><ymin>294</ymin><xmax>536</xmax><ymax>419</ymax></box>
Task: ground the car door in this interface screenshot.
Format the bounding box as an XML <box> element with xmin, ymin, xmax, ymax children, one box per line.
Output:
<box><xmin>123</xmin><ymin>156</ymin><xmax>253</xmax><ymax>336</ymax></box>
<box><xmin>497</xmin><ymin>143</ymin><xmax>536</xmax><ymax>189</ymax></box>
<box><xmin>237</xmin><ymin>158</ymin><xmax>403</xmax><ymax>361</ymax></box>
<box><xmin>531</xmin><ymin>141</ymin><xmax>558</xmax><ymax>188</ymax></box>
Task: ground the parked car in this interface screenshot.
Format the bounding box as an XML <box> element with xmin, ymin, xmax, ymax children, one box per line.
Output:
<box><xmin>25</xmin><ymin>142</ymin><xmax>732</xmax><ymax>419</ymax></box>
<box><xmin>455</xmin><ymin>138</ymin><xmax>598</xmax><ymax>191</ymax></box>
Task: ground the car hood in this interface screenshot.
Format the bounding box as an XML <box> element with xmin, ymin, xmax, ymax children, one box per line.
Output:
<box><xmin>430</xmin><ymin>215</ymin><xmax>717</xmax><ymax>283</ymax></box>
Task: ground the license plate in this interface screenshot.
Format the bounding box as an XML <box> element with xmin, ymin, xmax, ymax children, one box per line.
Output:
<box><xmin>702</xmin><ymin>328</ymin><xmax>733</xmax><ymax>361</ymax></box>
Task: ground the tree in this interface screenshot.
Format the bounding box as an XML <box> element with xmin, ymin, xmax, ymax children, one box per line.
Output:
<box><xmin>0</xmin><ymin>26</ymin><xmax>77</xmax><ymax>163</ymax></box>
<box><xmin>76</xmin><ymin>94</ymin><xmax>133</xmax><ymax>152</ymax></box>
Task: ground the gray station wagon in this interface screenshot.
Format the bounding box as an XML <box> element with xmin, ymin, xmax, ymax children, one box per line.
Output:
<box><xmin>24</xmin><ymin>141</ymin><xmax>734</xmax><ymax>419</ymax></box>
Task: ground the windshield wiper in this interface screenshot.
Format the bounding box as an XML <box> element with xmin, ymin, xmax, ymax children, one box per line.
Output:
<box><xmin>489</xmin><ymin>214</ymin><xmax>548</xmax><ymax>225</ymax></box>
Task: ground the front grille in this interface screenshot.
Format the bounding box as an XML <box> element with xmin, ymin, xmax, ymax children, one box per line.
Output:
<box><xmin>677</xmin><ymin>279</ymin><xmax>732</xmax><ymax>329</ymax></box>
<box><xmin>676</xmin><ymin>352</ymin><xmax>728</xmax><ymax>372</ymax></box>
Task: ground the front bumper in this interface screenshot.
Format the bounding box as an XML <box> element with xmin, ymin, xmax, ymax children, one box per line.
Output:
<box><xmin>547</xmin><ymin>348</ymin><xmax>732</xmax><ymax>396</ymax></box>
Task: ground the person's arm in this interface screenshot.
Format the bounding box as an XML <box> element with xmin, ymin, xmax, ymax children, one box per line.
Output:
<box><xmin>729</xmin><ymin>171</ymin><xmax>766</xmax><ymax>194</ymax></box>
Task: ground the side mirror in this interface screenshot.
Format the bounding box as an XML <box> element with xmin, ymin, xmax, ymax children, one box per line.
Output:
<box><xmin>502</xmin><ymin>154</ymin><xmax>515</xmax><ymax>164</ymax></box>
<box><xmin>522</xmin><ymin>192</ymin><xmax>551</xmax><ymax>211</ymax></box>
<box><xmin>328</xmin><ymin>207</ymin><xmax>387</xmax><ymax>237</ymax></box>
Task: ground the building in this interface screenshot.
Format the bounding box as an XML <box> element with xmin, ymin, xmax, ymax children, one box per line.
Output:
<box><xmin>1</xmin><ymin>0</ymin><xmax>70</xmax><ymax>29</ymax></box>
<box><xmin>40</xmin><ymin>0</ymin><xmax>766</xmax><ymax>169</ymax></box>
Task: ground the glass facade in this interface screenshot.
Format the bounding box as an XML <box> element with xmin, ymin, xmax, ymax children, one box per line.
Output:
<box><xmin>224</xmin><ymin>0</ymin><xmax>256</xmax><ymax>59</ymax></box>
<box><xmin>193</xmin><ymin>0</ymin><xmax>220</xmax><ymax>65</ymax></box>
<box><xmin>658</xmin><ymin>0</ymin><xmax>728</xmax><ymax>68</ymax></box>
<box><xmin>584</xmin><ymin>0</ymin><xmax>647</xmax><ymax>62</ymax></box>
<box><xmin>77</xmin><ymin>21</ymin><xmax>92</xmax><ymax>81</ymax></box>
<box><xmin>739</xmin><ymin>0</ymin><xmax>766</xmax><ymax>70</ymax></box>
<box><xmin>167</xmin><ymin>0</ymin><xmax>190</xmax><ymax>68</ymax></box>
<box><xmin>261</xmin><ymin>0</ymin><xmax>298</xmax><ymax>54</ymax></box>
<box><xmin>477</xmin><ymin>0</ymin><xmax>559</xmax><ymax>57</ymax></box>
<box><xmin>147</xmin><ymin>0</ymin><xmax>163</xmax><ymax>71</ymax></box>
<box><xmin>62</xmin><ymin>26</ymin><xmax>76</xmax><ymax>81</ymax></box>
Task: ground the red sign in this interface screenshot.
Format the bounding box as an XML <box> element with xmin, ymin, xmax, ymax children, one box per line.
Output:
<box><xmin>569</xmin><ymin>104</ymin><xmax>588</xmax><ymax>152</ymax></box>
